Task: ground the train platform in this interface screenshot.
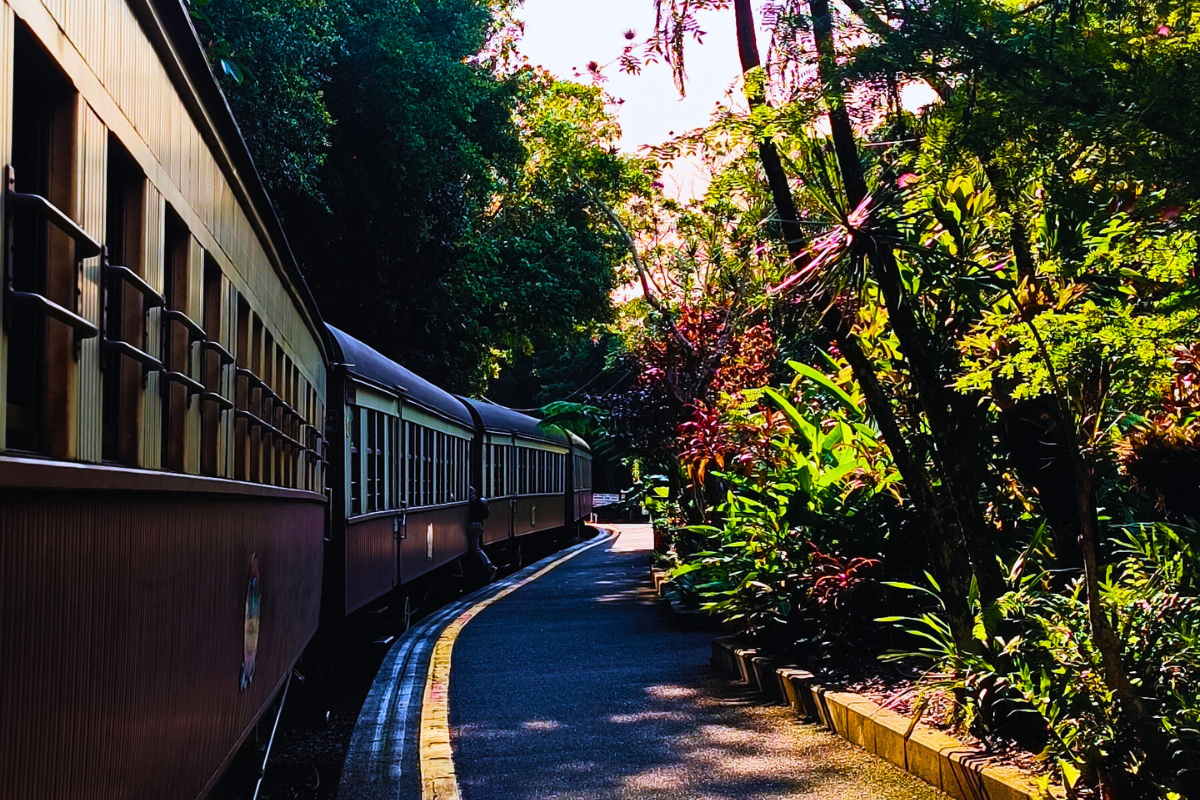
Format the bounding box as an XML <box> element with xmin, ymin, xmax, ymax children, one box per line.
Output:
<box><xmin>337</xmin><ymin>524</ymin><xmax>946</xmax><ymax>800</ymax></box>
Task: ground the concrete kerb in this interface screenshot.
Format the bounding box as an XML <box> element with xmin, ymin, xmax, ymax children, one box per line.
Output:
<box><xmin>708</xmin><ymin>637</ymin><xmax>1061</xmax><ymax>800</ymax></box>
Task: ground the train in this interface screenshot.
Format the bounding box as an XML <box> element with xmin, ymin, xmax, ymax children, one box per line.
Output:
<box><xmin>0</xmin><ymin>3</ymin><xmax>593</xmax><ymax>799</ymax></box>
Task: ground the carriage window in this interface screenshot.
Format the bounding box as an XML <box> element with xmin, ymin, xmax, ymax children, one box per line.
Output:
<box><xmin>427</xmin><ymin>428</ymin><xmax>436</xmax><ymax>506</ymax></box>
<box><xmin>5</xmin><ymin>26</ymin><xmax>84</xmax><ymax>456</ymax></box>
<box><xmin>271</xmin><ymin>344</ymin><xmax>284</xmax><ymax>485</ymax></box>
<box><xmin>459</xmin><ymin>438</ymin><xmax>467</xmax><ymax>501</ymax></box>
<box><xmin>160</xmin><ymin>207</ymin><xmax>192</xmax><ymax>472</ymax></box>
<box><xmin>459</xmin><ymin>438</ymin><xmax>467</xmax><ymax>500</ymax></box>
<box><xmin>261</xmin><ymin>334</ymin><xmax>276</xmax><ymax>485</ymax></box>
<box><xmin>436</xmin><ymin>431</ymin><xmax>446</xmax><ymax>504</ymax></box>
<box><xmin>101</xmin><ymin>137</ymin><xmax>147</xmax><ymax>465</ymax></box>
<box><xmin>350</xmin><ymin>406</ymin><xmax>362</xmax><ymax>515</ymax></box>
<box><xmin>488</xmin><ymin>445</ymin><xmax>497</xmax><ymax>497</ymax></box>
<box><xmin>249</xmin><ymin>314</ymin><xmax>263</xmax><ymax>482</ymax></box>
<box><xmin>365</xmin><ymin>409</ymin><xmax>376</xmax><ymax>512</ymax></box>
<box><xmin>404</xmin><ymin>421</ymin><xmax>415</xmax><ymax>507</ymax></box>
<box><xmin>447</xmin><ymin>436</ymin><xmax>455</xmax><ymax>503</ymax></box>
<box><xmin>442</xmin><ymin>433</ymin><xmax>450</xmax><ymax>503</ymax></box>
<box><xmin>233</xmin><ymin>297</ymin><xmax>249</xmax><ymax>479</ymax></box>
<box><xmin>199</xmin><ymin>258</ymin><xmax>225</xmax><ymax>476</ymax></box>
<box><xmin>390</xmin><ymin>416</ymin><xmax>400</xmax><ymax>508</ymax></box>
<box><xmin>448</xmin><ymin>435</ymin><xmax>453</xmax><ymax>503</ymax></box>
<box><xmin>373</xmin><ymin>411</ymin><xmax>385</xmax><ymax>511</ymax></box>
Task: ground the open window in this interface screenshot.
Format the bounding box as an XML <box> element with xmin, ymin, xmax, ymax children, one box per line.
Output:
<box><xmin>159</xmin><ymin>206</ymin><xmax>199</xmax><ymax>471</ymax></box>
<box><xmin>389</xmin><ymin>416</ymin><xmax>400</xmax><ymax>507</ymax></box>
<box><xmin>199</xmin><ymin>257</ymin><xmax>232</xmax><ymax>476</ymax></box>
<box><xmin>101</xmin><ymin>135</ymin><xmax>154</xmax><ymax>465</ymax></box>
<box><xmin>248</xmin><ymin>313</ymin><xmax>263</xmax><ymax>481</ymax></box>
<box><xmin>233</xmin><ymin>296</ymin><xmax>250</xmax><ymax>480</ymax></box>
<box><xmin>350</xmin><ymin>405</ymin><xmax>362</xmax><ymax>515</ymax></box>
<box><xmin>5</xmin><ymin>25</ymin><xmax>98</xmax><ymax>455</ymax></box>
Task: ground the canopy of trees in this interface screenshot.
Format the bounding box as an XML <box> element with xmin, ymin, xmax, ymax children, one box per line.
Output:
<box><xmin>188</xmin><ymin>0</ymin><xmax>643</xmax><ymax>395</ymax></box>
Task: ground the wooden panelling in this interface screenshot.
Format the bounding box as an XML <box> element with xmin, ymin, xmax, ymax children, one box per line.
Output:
<box><xmin>514</xmin><ymin>495</ymin><xmax>567</xmax><ymax>539</ymax></box>
<box><xmin>344</xmin><ymin>514</ymin><xmax>398</xmax><ymax>614</ymax></box>
<box><xmin>400</xmin><ymin>504</ymin><xmax>470</xmax><ymax>584</ymax></box>
<box><xmin>483</xmin><ymin>501</ymin><xmax>513</xmax><ymax>545</ymax></box>
<box><xmin>574</xmin><ymin>489</ymin><xmax>593</xmax><ymax>523</ymax></box>
<box><xmin>0</xmin><ymin>487</ymin><xmax>325</xmax><ymax>800</ymax></box>
<box><xmin>75</xmin><ymin>101</ymin><xmax>106</xmax><ymax>463</ymax></box>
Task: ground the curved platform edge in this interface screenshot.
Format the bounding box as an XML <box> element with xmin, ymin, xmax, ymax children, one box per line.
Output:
<box><xmin>336</xmin><ymin>526</ymin><xmax>619</xmax><ymax>800</ymax></box>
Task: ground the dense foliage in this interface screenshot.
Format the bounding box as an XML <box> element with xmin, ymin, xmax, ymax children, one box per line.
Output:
<box><xmin>190</xmin><ymin>0</ymin><xmax>1200</xmax><ymax>792</ymax></box>
<box><xmin>561</xmin><ymin>1</ymin><xmax>1200</xmax><ymax>796</ymax></box>
<box><xmin>188</xmin><ymin>0</ymin><xmax>638</xmax><ymax>393</ymax></box>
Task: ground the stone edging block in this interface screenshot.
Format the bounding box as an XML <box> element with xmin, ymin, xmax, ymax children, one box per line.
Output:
<box><xmin>708</xmin><ymin>637</ymin><xmax>1061</xmax><ymax>800</ymax></box>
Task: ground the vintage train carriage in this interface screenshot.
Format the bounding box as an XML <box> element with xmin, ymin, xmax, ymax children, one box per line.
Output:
<box><xmin>569</xmin><ymin>432</ymin><xmax>594</xmax><ymax>524</ymax></box>
<box><xmin>460</xmin><ymin>397</ymin><xmax>572</xmax><ymax>542</ymax></box>
<box><xmin>0</xmin><ymin>2</ymin><xmax>329</xmax><ymax>799</ymax></box>
<box><xmin>326</xmin><ymin>326</ymin><xmax>476</xmax><ymax>615</ymax></box>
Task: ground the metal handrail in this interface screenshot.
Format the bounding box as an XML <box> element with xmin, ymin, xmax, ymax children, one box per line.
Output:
<box><xmin>237</xmin><ymin>408</ymin><xmax>282</xmax><ymax>440</ymax></box>
<box><xmin>161</xmin><ymin>308</ymin><xmax>205</xmax><ymax>341</ymax></box>
<box><xmin>302</xmin><ymin>423</ymin><xmax>325</xmax><ymax>445</ymax></box>
<box><xmin>236</xmin><ymin>408</ymin><xmax>264</xmax><ymax>430</ymax></box>
<box><xmin>200</xmin><ymin>339</ymin><xmax>235</xmax><ymax>365</ymax></box>
<box><xmin>278</xmin><ymin>431</ymin><xmax>304</xmax><ymax>451</ymax></box>
<box><xmin>11</xmin><ymin>290</ymin><xmax>98</xmax><ymax>339</ymax></box>
<box><xmin>104</xmin><ymin>262</ymin><xmax>164</xmax><ymax>307</ymax></box>
<box><xmin>201</xmin><ymin>391</ymin><xmax>234</xmax><ymax>411</ymax></box>
<box><xmin>102</xmin><ymin>338</ymin><xmax>163</xmax><ymax>372</ymax></box>
<box><xmin>236</xmin><ymin>367</ymin><xmax>266</xmax><ymax>391</ymax></box>
<box><xmin>161</xmin><ymin>370</ymin><xmax>204</xmax><ymax>395</ymax></box>
<box><xmin>6</xmin><ymin>168</ymin><xmax>102</xmax><ymax>259</ymax></box>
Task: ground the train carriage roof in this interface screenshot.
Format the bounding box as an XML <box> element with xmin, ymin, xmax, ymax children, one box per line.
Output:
<box><xmin>459</xmin><ymin>398</ymin><xmax>571</xmax><ymax>447</ymax></box>
<box><xmin>327</xmin><ymin>326</ymin><xmax>473</xmax><ymax>428</ymax></box>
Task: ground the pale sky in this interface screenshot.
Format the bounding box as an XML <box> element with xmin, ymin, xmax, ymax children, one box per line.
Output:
<box><xmin>517</xmin><ymin>0</ymin><xmax>754</xmax><ymax>199</ymax></box>
<box><xmin>516</xmin><ymin>2</ymin><xmax>939</xmax><ymax>201</ymax></box>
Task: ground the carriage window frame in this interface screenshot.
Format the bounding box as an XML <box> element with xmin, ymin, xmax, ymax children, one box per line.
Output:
<box><xmin>4</xmin><ymin>25</ymin><xmax>89</xmax><ymax>457</ymax></box>
<box><xmin>159</xmin><ymin>205</ymin><xmax>194</xmax><ymax>473</ymax></box>
<box><xmin>101</xmin><ymin>136</ymin><xmax>149</xmax><ymax>466</ymax></box>
<box><xmin>198</xmin><ymin>256</ymin><xmax>226</xmax><ymax>477</ymax></box>
<box><xmin>350</xmin><ymin>405</ymin><xmax>362</xmax><ymax>516</ymax></box>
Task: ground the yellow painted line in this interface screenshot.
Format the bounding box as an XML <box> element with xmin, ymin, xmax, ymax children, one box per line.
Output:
<box><xmin>419</xmin><ymin>528</ymin><xmax>618</xmax><ymax>800</ymax></box>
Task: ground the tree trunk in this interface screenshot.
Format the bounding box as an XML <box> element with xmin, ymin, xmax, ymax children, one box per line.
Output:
<box><xmin>806</xmin><ymin>0</ymin><xmax>1005</xmax><ymax>604</ymax></box>
<box><xmin>731</xmin><ymin>0</ymin><xmax>979</xmax><ymax>640</ymax></box>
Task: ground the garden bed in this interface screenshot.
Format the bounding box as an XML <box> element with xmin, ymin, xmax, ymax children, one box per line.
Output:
<box><xmin>709</xmin><ymin>636</ymin><xmax>1063</xmax><ymax>800</ymax></box>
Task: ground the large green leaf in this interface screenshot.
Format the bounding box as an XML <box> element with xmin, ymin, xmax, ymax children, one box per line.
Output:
<box><xmin>788</xmin><ymin>361</ymin><xmax>864</xmax><ymax>419</ymax></box>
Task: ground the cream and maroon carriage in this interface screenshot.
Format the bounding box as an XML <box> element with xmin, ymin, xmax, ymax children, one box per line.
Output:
<box><xmin>0</xmin><ymin>2</ymin><xmax>328</xmax><ymax>797</ymax></box>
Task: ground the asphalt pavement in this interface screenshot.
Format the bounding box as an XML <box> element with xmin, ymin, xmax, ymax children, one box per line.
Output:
<box><xmin>449</xmin><ymin>524</ymin><xmax>946</xmax><ymax>800</ymax></box>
